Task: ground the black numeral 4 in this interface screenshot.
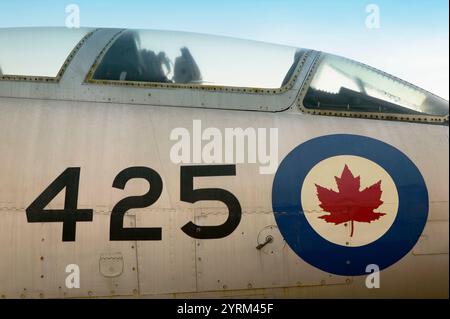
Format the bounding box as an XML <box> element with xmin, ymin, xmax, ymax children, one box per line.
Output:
<box><xmin>26</xmin><ymin>168</ymin><xmax>93</xmax><ymax>242</ymax></box>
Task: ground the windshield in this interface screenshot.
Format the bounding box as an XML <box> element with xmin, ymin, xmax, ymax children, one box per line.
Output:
<box><xmin>303</xmin><ymin>54</ymin><xmax>449</xmax><ymax>117</ymax></box>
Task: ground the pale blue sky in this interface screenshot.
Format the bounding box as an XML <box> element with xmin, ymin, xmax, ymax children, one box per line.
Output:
<box><xmin>0</xmin><ymin>0</ymin><xmax>448</xmax><ymax>98</ymax></box>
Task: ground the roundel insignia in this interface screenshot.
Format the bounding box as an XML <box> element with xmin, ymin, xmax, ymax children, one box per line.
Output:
<box><xmin>272</xmin><ymin>134</ymin><xmax>428</xmax><ymax>276</ymax></box>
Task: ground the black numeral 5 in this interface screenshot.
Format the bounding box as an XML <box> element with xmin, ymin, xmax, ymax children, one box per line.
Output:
<box><xmin>180</xmin><ymin>165</ymin><xmax>242</xmax><ymax>239</ymax></box>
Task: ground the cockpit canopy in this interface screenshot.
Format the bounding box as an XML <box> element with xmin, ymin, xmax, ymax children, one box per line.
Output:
<box><xmin>0</xmin><ymin>27</ymin><xmax>448</xmax><ymax>120</ymax></box>
<box><xmin>91</xmin><ymin>29</ymin><xmax>300</xmax><ymax>89</ymax></box>
<box><xmin>0</xmin><ymin>27</ymin><xmax>92</xmax><ymax>77</ymax></box>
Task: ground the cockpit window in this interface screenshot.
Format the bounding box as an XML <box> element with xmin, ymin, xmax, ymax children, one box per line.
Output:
<box><xmin>90</xmin><ymin>30</ymin><xmax>300</xmax><ymax>89</ymax></box>
<box><xmin>303</xmin><ymin>54</ymin><xmax>449</xmax><ymax>117</ymax></box>
<box><xmin>0</xmin><ymin>27</ymin><xmax>92</xmax><ymax>79</ymax></box>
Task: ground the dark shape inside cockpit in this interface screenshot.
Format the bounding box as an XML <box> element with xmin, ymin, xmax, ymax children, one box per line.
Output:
<box><xmin>93</xmin><ymin>31</ymin><xmax>202</xmax><ymax>84</ymax></box>
<box><xmin>173</xmin><ymin>47</ymin><xmax>202</xmax><ymax>84</ymax></box>
<box><xmin>94</xmin><ymin>31</ymin><xmax>172</xmax><ymax>83</ymax></box>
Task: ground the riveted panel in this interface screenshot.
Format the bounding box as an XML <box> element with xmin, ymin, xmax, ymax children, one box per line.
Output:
<box><xmin>135</xmin><ymin>208</ymin><xmax>197</xmax><ymax>295</ymax></box>
<box><xmin>195</xmin><ymin>208</ymin><xmax>349</xmax><ymax>292</ymax></box>
<box><xmin>0</xmin><ymin>211</ymin><xmax>138</xmax><ymax>298</ymax></box>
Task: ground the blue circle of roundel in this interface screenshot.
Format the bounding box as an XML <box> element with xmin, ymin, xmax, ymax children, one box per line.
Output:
<box><xmin>272</xmin><ymin>134</ymin><xmax>428</xmax><ymax>276</ymax></box>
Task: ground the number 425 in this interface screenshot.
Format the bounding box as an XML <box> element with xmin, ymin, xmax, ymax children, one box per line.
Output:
<box><xmin>26</xmin><ymin>165</ymin><xmax>242</xmax><ymax>242</ymax></box>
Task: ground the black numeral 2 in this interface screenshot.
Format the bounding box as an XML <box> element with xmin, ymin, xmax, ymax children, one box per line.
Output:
<box><xmin>110</xmin><ymin>167</ymin><xmax>163</xmax><ymax>241</ymax></box>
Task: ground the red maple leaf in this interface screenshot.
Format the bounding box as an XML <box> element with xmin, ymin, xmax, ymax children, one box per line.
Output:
<box><xmin>315</xmin><ymin>164</ymin><xmax>385</xmax><ymax>237</ymax></box>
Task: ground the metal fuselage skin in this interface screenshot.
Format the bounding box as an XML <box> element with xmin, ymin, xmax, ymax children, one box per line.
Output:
<box><xmin>0</xmin><ymin>28</ymin><xmax>448</xmax><ymax>298</ymax></box>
